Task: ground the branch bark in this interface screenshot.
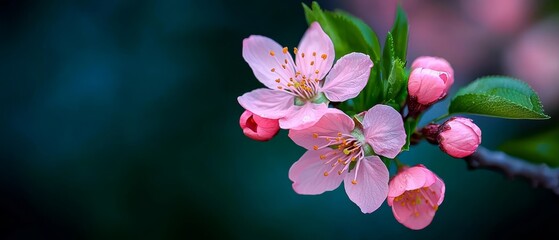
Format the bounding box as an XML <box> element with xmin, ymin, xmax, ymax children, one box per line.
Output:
<box><xmin>464</xmin><ymin>146</ymin><xmax>559</xmax><ymax>195</ymax></box>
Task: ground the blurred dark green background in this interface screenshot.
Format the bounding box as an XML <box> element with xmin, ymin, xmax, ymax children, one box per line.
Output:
<box><xmin>1</xmin><ymin>0</ymin><xmax>558</xmax><ymax>239</ymax></box>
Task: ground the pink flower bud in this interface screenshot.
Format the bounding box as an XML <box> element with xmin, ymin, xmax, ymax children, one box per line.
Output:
<box><xmin>411</xmin><ymin>56</ymin><xmax>454</xmax><ymax>95</ymax></box>
<box><xmin>239</xmin><ymin>110</ymin><xmax>280</xmax><ymax>141</ymax></box>
<box><xmin>438</xmin><ymin>117</ymin><xmax>482</xmax><ymax>158</ymax></box>
<box><xmin>408</xmin><ymin>68</ymin><xmax>451</xmax><ymax>105</ymax></box>
<box><xmin>387</xmin><ymin>164</ymin><xmax>445</xmax><ymax>230</ymax></box>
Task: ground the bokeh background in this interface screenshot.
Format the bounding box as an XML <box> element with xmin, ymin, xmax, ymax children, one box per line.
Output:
<box><xmin>1</xmin><ymin>0</ymin><xmax>558</xmax><ymax>239</ymax></box>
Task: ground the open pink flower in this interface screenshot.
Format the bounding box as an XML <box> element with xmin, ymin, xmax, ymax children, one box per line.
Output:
<box><xmin>238</xmin><ymin>22</ymin><xmax>373</xmax><ymax>130</ymax></box>
<box><xmin>387</xmin><ymin>165</ymin><xmax>445</xmax><ymax>230</ymax></box>
<box><xmin>288</xmin><ymin>105</ymin><xmax>406</xmax><ymax>213</ymax></box>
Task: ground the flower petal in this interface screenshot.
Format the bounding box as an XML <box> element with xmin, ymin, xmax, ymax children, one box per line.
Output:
<box><xmin>238</xmin><ymin>88</ymin><xmax>294</xmax><ymax>119</ymax></box>
<box><xmin>243</xmin><ymin>35</ymin><xmax>296</xmax><ymax>89</ymax></box>
<box><xmin>322</xmin><ymin>53</ymin><xmax>373</xmax><ymax>102</ymax></box>
<box><xmin>392</xmin><ymin>197</ymin><xmax>436</xmax><ymax>230</ymax></box>
<box><xmin>279</xmin><ymin>102</ymin><xmax>328</xmax><ymax>130</ymax></box>
<box><xmin>363</xmin><ymin>105</ymin><xmax>406</xmax><ymax>158</ymax></box>
<box><xmin>388</xmin><ymin>166</ymin><xmax>433</xmax><ymax>201</ymax></box>
<box><xmin>432</xmin><ymin>176</ymin><xmax>446</xmax><ymax>205</ymax></box>
<box><xmin>289</xmin><ymin>148</ymin><xmax>345</xmax><ymax>194</ymax></box>
<box><xmin>296</xmin><ymin>22</ymin><xmax>335</xmax><ymax>79</ymax></box>
<box><xmin>407</xmin><ymin>68</ymin><xmax>447</xmax><ymax>105</ymax></box>
<box><xmin>344</xmin><ymin>156</ymin><xmax>389</xmax><ymax>213</ymax></box>
<box><xmin>288</xmin><ymin>108</ymin><xmax>354</xmax><ymax>149</ymax></box>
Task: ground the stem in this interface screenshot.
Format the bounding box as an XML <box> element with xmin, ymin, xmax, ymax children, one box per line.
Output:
<box><xmin>464</xmin><ymin>146</ymin><xmax>559</xmax><ymax>195</ymax></box>
<box><xmin>393</xmin><ymin>157</ymin><xmax>407</xmax><ymax>171</ymax></box>
<box><xmin>431</xmin><ymin>113</ymin><xmax>451</xmax><ymax>123</ymax></box>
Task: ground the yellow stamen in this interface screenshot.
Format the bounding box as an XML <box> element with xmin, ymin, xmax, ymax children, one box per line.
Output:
<box><xmin>275</xmin><ymin>79</ymin><xmax>280</xmax><ymax>83</ymax></box>
<box><xmin>312</xmin><ymin>133</ymin><xmax>318</xmax><ymax>138</ymax></box>
<box><xmin>269</xmin><ymin>50</ymin><xmax>275</xmax><ymax>56</ymax></box>
<box><xmin>312</xmin><ymin>52</ymin><xmax>316</xmax><ymax>57</ymax></box>
<box><xmin>313</xmin><ymin>145</ymin><xmax>319</xmax><ymax>150</ymax></box>
<box><xmin>271</xmin><ymin>68</ymin><xmax>275</xmax><ymax>72</ymax></box>
<box><xmin>351</xmin><ymin>179</ymin><xmax>358</xmax><ymax>185</ymax></box>
<box><xmin>282</xmin><ymin>47</ymin><xmax>288</xmax><ymax>54</ymax></box>
<box><xmin>323</xmin><ymin>172</ymin><xmax>329</xmax><ymax>176</ymax></box>
<box><xmin>293</xmin><ymin>47</ymin><xmax>298</xmax><ymax>54</ymax></box>
<box><xmin>310</xmin><ymin>61</ymin><xmax>314</xmax><ymax>66</ymax></box>
<box><xmin>321</xmin><ymin>54</ymin><xmax>327</xmax><ymax>60</ymax></box>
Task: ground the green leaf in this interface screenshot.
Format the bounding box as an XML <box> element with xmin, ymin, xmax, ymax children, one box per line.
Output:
<box><xmin>499</xmin><ymin>128</ymin><xmax>559</xmax><ymax>167</ymax></box>
<box><xmin>402</xmin><ymin>117</ymin><xmax>419</xmax><ymax>151</ymax></box>
<box><xmin>334</xmin><ymin>10</ymin><xmax>381</xmax><ymax>61</ymax></box>
<box><xmin>449</xmin><ymin>76</ymin><xmax>550</xmax><ymax>119</ymax></box>
<box><xmin>381</xmin><ymin>33</ymin><xmax>395</xmax><ymax>81</ymax></box>
<box><xmin>385</xmin><ymin>59</ymin><xmax>406</xmax><ymax>100</ymax></box>
<box><xmin>303</xmin><ymin>2</ymin><xmax>379</xmax><ymax>60</ymax></box>
<box><xmin>390</xmin><ymin>5</ymin><xmax>409</xmax><ymax>62</ymax></box>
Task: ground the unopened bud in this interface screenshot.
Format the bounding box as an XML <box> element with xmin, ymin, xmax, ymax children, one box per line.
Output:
<box><xmin>239</xmin><ymin>110</ymin><xmax>280</xmax><ymax>141</ymax></box>
<box><xmin>411</xmin><ymin>56</ymin><xmax>454</xmax><ymax>96</ymax></box>
<box><xmin>438</xmin><ymin>117</ymin><xmax>482</xmax><ymax>158</ymax></box>
<box><xmin>408</xmin><ymin>68</ymin><xmax>451</xmax><ymax>105</ymax></box>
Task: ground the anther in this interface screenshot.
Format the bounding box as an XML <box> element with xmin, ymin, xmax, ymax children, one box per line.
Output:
<box><xmin>313</xmin><ymin>145</ymin><xmax>319</xmax><ymax>150</ymax></box>
<box><xmin>351</xmin><ymin>179</ymin><xmax>358</xmax><ymax>185</ymax></box>
<box><xmin>293</xmin><ymin>47</ymin><xmax>298</xmax><ymax>54</ymax></box>
<box><xmin>301</xmin><ymin>52</ymin><xmax>305</xmax><ymax>58</ymax></box>
<box><xmin>282</xmin><ymin>64</ymin><xmax>286</xmax><ymax>69</ymax></box>
<box><xmin>323</xmin><ymin>172</ymin><xmax>329</xmax><ymax>176</ymax></box>
<box><xmin>269</xmin><ymin>50</ymin><xmax>275</xmax><ymax>56</ymax></box>
<box><xmin>312</xmin><ymin>52</ymin><xmax>316</xmax><ymax>57</ymax></box>
<box><xmin>282</xmin><ymin>47</ymin><xmax>288</xmax><ymax>54</ymax></box>
<box><xmin>275</xmin><ymin>79</ymin><xmax>280</xmax><ymax>83</ymax></box>
<box><xmin>319</xmin><ymin>155</ymin><xmax>326</xmax><ymax>160</ymax></box>
<box><xmin>312</xmin><ymin>133</ymin><xmax>318</xmax><ymax>138</ymax></box>
<box><xmin>338</xmin><ymin>170</ymin><xmax>343</xmax><ymax>175</ymax></box>
<box><xmin>277</xmin><ymin>86</ymin><xmax>283</xmax><ymax>90</ymax></box>
<box><xmin>315</xmin><ymin>70</ymin><xmax>319</xmax><ymax>74</ymax></box>
<box><xmin>310</xmin><ymin>61</ymin><xmax>315</xmax><ymax>66</ymax></box>
<box><xmin>321</xmin><ymin>54</ymin><xmax>327</xmax><ymax>60</ymax></box>
<box><xmin>271</xmin><ymin>68</ymin><xmax>275</xmax><ymax>72</ymax></box>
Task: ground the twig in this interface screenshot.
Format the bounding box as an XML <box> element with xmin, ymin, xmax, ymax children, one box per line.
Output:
<box><xmin>464</xmin><ymin>146</ymin><xmax>559</xmax><ymax>195</ymax></box>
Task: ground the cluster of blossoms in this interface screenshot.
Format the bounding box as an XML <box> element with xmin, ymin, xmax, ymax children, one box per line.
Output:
<box><xmin>237</xmin><ymin>22</ymin><xmax>481</xmax><ymax>230</ymax></box>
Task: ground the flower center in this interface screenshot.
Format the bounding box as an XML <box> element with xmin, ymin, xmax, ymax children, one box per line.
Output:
<box><xmin>311</xmin><ymin>131</ymin><xmax>364</xmax><ymax>184</ymax></box>
<box><xmin>393</xmin><ymin>187</ymin><xmax>439</xmax><ymax>217</ymax></box>
<box><xmin>268</xmin><ymin>47</ymin><xmax>329</xmax><ymax>102</ymax></box>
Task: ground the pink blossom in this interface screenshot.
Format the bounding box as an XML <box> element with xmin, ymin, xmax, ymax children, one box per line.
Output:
<box><xmin>408</xmin><ymin>68</ymin><xmax>450</xmax><ymax>105</ymax></box>
<box><xmin>288</xmin><ymin>105</ymin><xmax>405</xmax><ymax>213</ymax></box>
<box><xmin>438</xmin><ymin>117</ymin><xmax>482</xmax><ymax>158</ymax></box>
<box><xmin>238</xmin><ymin>22</ymin><xmax>374</xmax><ymax>130</ymax></box>
<box><xmin>239</xmin><ymin>110</ymin><xmax>280</xmax><ymax>141</ymax></box>
<box><xmin>411</xmin><ymin>56</ymin><xmax>454</xmax><ymax>95</ymax></box>
<box><xmin>387</xmin><ymin>164</ymin><xmax>445</xmax><ymax>230</ymax></box>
